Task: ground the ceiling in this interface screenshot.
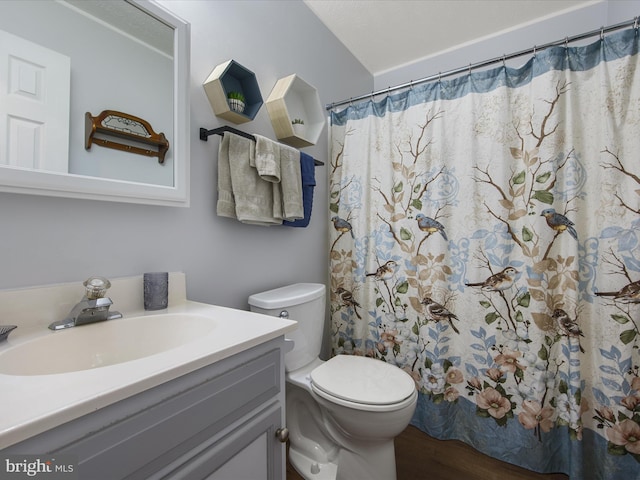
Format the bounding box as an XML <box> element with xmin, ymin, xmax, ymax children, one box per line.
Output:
<box><xmin>63</xmin><ymin>0</ymin><xmax>174</xmax><ymax>56</ymax></box>
<box><xmin>303</xmin><ymin>0</ymin><xmax>594</xmax><ymax>75</ymax></box>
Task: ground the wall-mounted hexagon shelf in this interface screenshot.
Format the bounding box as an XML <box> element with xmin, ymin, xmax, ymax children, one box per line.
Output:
<box><xmin>265</xmin><ymin>74</ymin><xmax>324</xmax><ymax>148</ymax></box>
<box><xmin>203</xmin><ymin>60</ymin><xmax>263</xmax><ymax>124</ymax></box>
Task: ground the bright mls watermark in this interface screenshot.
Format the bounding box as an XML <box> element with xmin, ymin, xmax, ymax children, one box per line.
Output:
<box><xmin>2</xmin><ymin>455</ymin><xmax>77</xmax><ymax>479</ymax></box>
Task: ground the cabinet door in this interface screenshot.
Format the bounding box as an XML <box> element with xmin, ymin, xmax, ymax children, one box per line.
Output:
<box><xmin>161</xmin><ymin>403</ymin><xmax>284</xmax><ymax>480</ymax></box>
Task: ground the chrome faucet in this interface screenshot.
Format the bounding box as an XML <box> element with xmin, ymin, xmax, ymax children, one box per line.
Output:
<box><xmin>49</xmin><ymin>276</ymin><xmax>122</xmax><ymax>330</ymax></box>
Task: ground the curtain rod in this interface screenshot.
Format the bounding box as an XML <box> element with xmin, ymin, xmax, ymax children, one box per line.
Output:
<box><xmin>326</xmin><ymin>16</ymin><xmax>639</xmax><ymax>111</ymax></box>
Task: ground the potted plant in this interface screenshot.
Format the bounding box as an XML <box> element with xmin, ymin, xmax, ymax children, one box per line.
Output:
<box><xmin>292</xmin><ymin>118</ymin><xmax>305</xmax><ymax>137</ymax></box>
<box><xmin>227</xmin><ymin>91</ymin><xmax>245</xmax><ymax>113</ymax></box>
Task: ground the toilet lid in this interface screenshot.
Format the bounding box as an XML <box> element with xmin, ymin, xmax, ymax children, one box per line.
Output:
<box><xmin>310</xmin><ymin>355</ymin><xmax>415</xmax><ymax>405</ymax></box>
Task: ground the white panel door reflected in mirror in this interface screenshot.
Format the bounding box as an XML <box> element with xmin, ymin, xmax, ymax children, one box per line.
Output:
<box><xmin>0</xmin><ymin>30</ymin><xmax>70</xmax><ymax>173</ymax></box>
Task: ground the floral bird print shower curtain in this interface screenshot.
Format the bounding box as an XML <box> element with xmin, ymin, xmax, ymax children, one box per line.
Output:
<box><xmin>328</xmin><ymin>28</ymin><xmax>640</xmax><ymax>479</ymax></box>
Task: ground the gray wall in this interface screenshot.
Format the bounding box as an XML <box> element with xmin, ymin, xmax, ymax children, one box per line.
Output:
<box><xmin>374</xmin><ymin>1</ymin><xmax>640</xmax><ymax>90</ymax></box>
<box><xmin>0</xmin><ymin>1</ymin><xmax>372</xmax><ymax>314</ymax></box>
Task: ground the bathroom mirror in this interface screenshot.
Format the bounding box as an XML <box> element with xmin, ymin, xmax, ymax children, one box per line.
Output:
<box><xmin>0</xmin><ymin>0</ymin><xmax>190</xmax><ymax>206</ymax></box>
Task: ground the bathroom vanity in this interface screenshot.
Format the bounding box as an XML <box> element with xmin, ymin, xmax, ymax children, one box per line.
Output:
<box><xmin>0</xmin><ymin>273</ymin><xmax>296</xmax><ymax>479</ymax></box>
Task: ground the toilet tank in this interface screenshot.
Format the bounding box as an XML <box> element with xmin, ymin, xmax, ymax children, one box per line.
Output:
<box><xmin>248</xmin><ymin>283</ymin><xmax>325</xmax><ymax>372</ymax></box>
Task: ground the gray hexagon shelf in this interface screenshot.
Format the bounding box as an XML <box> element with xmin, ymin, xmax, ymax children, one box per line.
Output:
<box><xmin>266</xmin><ymin>74</ymin><xmax>324</xmax><ymax>148</ymax></box>
<box><xmin>203</xmin><ymin>60</ymin><xmax>263</xmax><ymax>124</ymax></box>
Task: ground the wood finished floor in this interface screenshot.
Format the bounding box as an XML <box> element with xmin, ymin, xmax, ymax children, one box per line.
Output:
<box><xmin>286</xmin><ymin>425</ymin><xmax>569</xmax><ymax>480</ymax></box>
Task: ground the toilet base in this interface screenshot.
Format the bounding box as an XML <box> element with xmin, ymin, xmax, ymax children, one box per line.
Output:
<box><xmin>289</xmin><ymin>438</ymin><xmax>397</xmax><ymax>480</ymax></box>
<box><xmin>289</xmin><ymin>448</ymin><xmax>338</xmax><ymax>480</ymax></box>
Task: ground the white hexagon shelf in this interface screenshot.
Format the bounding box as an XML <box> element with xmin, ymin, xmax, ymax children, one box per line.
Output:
<box><xmin>265</xmin><ymin>74</ymin><xmax>324</xmax><ymax>148</ymax></box>
<box><xmin>203</xmin><ymin>60</ymin><xmax>263</xmax><ymax>124</ymax></box>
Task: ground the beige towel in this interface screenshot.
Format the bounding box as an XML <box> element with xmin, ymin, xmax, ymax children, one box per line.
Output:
<box><xmin>254</xmin><ymin>135</ymin><xmax>283</xmax><ymax>221</ymax></box>
<box><xmin>254</xmin><ymin>135</ymin><xmax>303</xmax><ymax>222</ymax></box>
<box><xmin>255</xmin><ymin>135</ymin><xmax>280</xmax><ymax>182</ymax></box>
<box><xmin>217</xmin><ymin>133</ymin><xmax>282</xmax><ymax>225</ymax></box>
<box><xmin>216</xmin><ymin>132</ymin><xmax>236</xmax><ymax>219</ymax></box>
<box><xmin>279</xmin><ymin>144</ymin><xmax>304</xmax><ymax>221</ymax></box>
<box><xmin>216</xmin><ymin>132</ymin><xmax>303</xmax><ymax>225</ymax></box>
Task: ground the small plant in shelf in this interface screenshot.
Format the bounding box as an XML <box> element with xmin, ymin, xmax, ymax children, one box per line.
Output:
<box><xmin>291</xmin><ymin>118</ymin><xmax>305</xmax><ymax>137</ymax></box>
<box><xmin>227</xmin><ymin>91</ymin><xmax>246</xmax><ymax>113</ymax></box>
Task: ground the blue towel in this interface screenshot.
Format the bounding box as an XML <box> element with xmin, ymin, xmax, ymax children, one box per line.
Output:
<box><xmin>283</xmin><ymin>152</ymin><xmax>316</xmax><ymax>227</ymax></box>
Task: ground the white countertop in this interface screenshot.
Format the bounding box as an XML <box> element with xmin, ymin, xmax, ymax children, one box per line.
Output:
<box><xmin>0</xmin><ymin>295</ymin><xmax>296</xmax><ymax>449</ymax></box>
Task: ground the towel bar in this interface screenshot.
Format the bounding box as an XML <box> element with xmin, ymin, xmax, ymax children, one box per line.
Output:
<box><xmin>199</xmin><ymin>126</ymin><xmax>324</xmax><ymax>166</ymax></box>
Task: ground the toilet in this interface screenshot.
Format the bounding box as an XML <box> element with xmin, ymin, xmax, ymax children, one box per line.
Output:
<box><xmin>248</xmin><ymin>283</ymin><xmax>417</xmax><ymax>480</ymax></box>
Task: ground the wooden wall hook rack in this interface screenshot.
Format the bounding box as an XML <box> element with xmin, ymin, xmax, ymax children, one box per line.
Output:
<box><xmin>85</xmin><ymin>110</ymin><xmax>169</xmax><ymax>164</ymax></box>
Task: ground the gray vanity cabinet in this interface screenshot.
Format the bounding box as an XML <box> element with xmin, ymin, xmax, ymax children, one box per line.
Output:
<box><xmin>2</xmin><ymin>337</ymin><xmax>287</xmax><ymax>479</ymax></box>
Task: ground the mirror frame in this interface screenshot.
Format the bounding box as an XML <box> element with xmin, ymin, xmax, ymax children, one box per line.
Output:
<box><xmin>0</xmin><ymin>0</ymin><xmax>190</xmax><ymax>207</ymax></box>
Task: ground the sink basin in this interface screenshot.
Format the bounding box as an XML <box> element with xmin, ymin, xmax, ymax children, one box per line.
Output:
<box><xmin>0</xmin><ymin>313</ymin><xmax>217</xmax><ymax>376</ymax></box>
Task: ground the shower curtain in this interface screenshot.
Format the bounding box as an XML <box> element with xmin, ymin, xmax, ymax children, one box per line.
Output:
<box><xmin>328</xmin><ymin>28</ymin><xmax>640</xmax><ymax>479</ymax></box>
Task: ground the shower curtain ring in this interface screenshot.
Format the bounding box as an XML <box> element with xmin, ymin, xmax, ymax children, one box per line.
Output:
<box><xmin>438</xmin><ymin>72</ymin><xmax>442</xmax><ymax>82</ymax></box>
<box><xmin>634</xmin><ymin>16</ymin><xmax>638</xmax><ymax>32</ymax></box>
<box><xmin>533</xmin><ymin>45</ymin><xmax>536</xmax><ymax>58</ymax></box>
<box><xmin>564</xmin><ymin>37</ymin><xmax>569</xmax><ymax>49</ymax></box>
<box><xmin>600</xmin><ymin>26</ymin><xmax>604</xmax><ymax>41</ymax></box>
<box><xmin>502</xmin><ymin>55</ymin><xmax>506</xmax><ymax>67</ymax></box>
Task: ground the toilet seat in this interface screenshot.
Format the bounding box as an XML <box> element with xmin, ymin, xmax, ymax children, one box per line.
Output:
<box><xmin>310</xmin><ymin>355</ymin><xmax>416</xmax><ymax>412</ymax></box>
